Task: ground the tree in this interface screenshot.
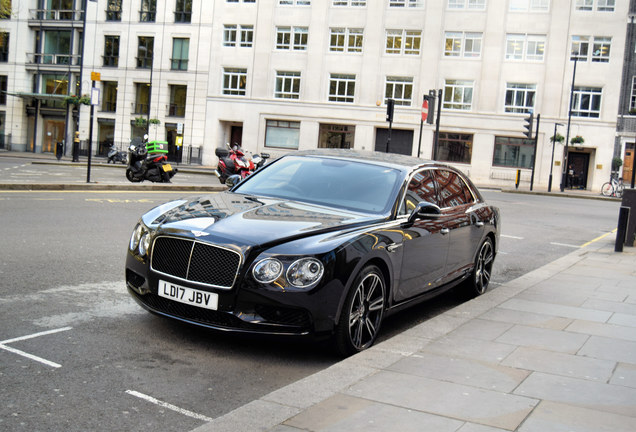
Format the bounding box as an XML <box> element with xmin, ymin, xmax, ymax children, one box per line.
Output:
<box><xmin>0</xmin><ymin>0</ymin><xmax>11</xmax><ymax>20</ymax></box>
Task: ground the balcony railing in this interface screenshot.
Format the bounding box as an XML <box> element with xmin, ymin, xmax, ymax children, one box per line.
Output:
<box><xmin>29</xmin><ymin>8</ymin><xmax>84</xmax><ymax>21</ymax></box>
<box><xmin>133</xmin><ymin>103</ymin><xmax>150</xmax><ymax>115</ymax></box>
<box><xmin>27</xmin><ymin>53</ymin><xmax>82</xmax><ymax>66</ymax></box>
<box><xmin>168</xmin><ymin>104</ymin><xmax>186</xmax><ymax>117</ymax></box>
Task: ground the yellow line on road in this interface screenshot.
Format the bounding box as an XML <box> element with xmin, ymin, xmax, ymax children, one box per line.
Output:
<box><xmin>0</xmin><ymin>190</ymin><xmax>208</xmax><ymax>194</ymax></box>
<box><xmin>581</xmin><ymin>228</ymin><xmax>617</xmax><ymax>248</ymax></box>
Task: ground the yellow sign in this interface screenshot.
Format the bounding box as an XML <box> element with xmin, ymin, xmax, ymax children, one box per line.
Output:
<box><xmin>176</xmin><ymin>136</ymin><xmax>183</xmax><ymax>147</ymax></box>
<box><xmin>91</xmin><ymin>72</ymin><xmax>101</xmax><ymax>81</ymax></box>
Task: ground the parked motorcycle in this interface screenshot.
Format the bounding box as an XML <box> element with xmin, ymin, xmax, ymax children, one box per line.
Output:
<box><xmin>125</xmin><ymin>136</ymin><xmax>177</xmax><ymax>183</ymax></box>
<box><xmin>106</xmin><ymin>142</ymin><xmax>128</xmax><ymax>164</ymax></box>
<box><xmin>214</xmin><ymin>143</ymin><xmax>269</xmax><ymax>184</ymax></box>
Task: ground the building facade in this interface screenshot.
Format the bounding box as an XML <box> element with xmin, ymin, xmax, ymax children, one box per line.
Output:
<box><xmin>0</xmin><ymin>0</ymin><xmax>629</xmax><ymax>191</ymax></box>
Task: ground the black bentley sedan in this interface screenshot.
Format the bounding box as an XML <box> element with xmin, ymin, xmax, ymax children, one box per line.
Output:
<box><xmin>126</xmin><ymin>149</ymin><xmax>500</xmax><ymax>355</ymax></box>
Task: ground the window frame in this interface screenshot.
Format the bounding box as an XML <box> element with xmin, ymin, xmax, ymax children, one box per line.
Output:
<box><xmin>223</xmin><ymin>68</ymin><xmax>248</xmax><ymax>96</ymax></box>
<box><xmin>106</xmin><ymin>0</ymin><xmax>122</xmax><ymax>21</ymax></box>
<box><xmin>265</xmin><ymin>120</ymin><xmax>301</xmax><ymax>149</ymax></box>
<box><xmin>385</xmin><ymin>76</ymin><xmax>413</xmax><ymax>107</ymax></box>
<box><xmin>437</xmin><ymin>133</ymin><xmax>473</xmax><ymax>164</ymax></box>
<box><xmin>171</xmin><ymin>37</ymin><xmax>189</xmax><ymax>71</ymax></box>
<box><xmin>275</xmin><ymin>71</ymin><xmax>301</xmax><ymax>99</ymax></box>
<box><xmin>328</xmin><ymin>73</ymin><xmax>356</xmax><ymax>103</ymax></box>
<box><xmin>103</xmin><ymin>35</ymin><xmax>120</xmax><ymax>67</ymax></box>
<box><xmin>504</xmin><ymin>83</ymin><xmax>536</xmax><ymax>114</ymax></box>
<box><xmin>572</xmin><ymin>86</ymin><xmax>602</xmax><ymax>118</ymax></box>
<box><xmin>443</xmin><ymin>79</ymin><xmax>474</xmax><ymax>111</ymax></box>
<box><xmin>175</xmin><ymin>0</ymin><xmax>192</xmax><ymax>23</ymax></box>
<box><xmin>385</xmin><ymin>29</ymin><xmax>421</xmax><ymax>55</ymax></box>
<box><xmin>492</xmin><ymin>136</ymin><xmax>535</xmax><ymax>169</ymax></box>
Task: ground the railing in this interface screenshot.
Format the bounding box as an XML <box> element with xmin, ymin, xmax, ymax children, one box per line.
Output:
<box><xmin>168</xmin><ymin>104</ymin><xmax>186</xmax><ymax>117</ymax></box>
<box><xmin>27</xmin><ymin>53</ymin><xmax>82</xmax><ymax>66</ymax></box>
<box><xmin>133</xmin><ymin>103</ymin><xmax>149</xmax><ymax>115</ymax></box>
<box><xmin>174</xmin><ymin>11</ymin><xmax>192</xmax><ymax>23</ymax></box>
<box><xmin>29</xmin><ymin>8</ymin><xmax>84</xmax><ymax>21</ymax></box>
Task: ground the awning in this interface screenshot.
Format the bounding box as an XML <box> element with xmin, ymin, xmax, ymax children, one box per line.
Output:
<box><xmin>2</xmin><ymin>91</ymin><xmax>67</xmax><ymax>101</ymax></box>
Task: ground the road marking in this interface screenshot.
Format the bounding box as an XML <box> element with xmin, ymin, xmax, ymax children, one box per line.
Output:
<box><xmin>501</xmin><ymin>234</ymin><xmax>524</xmax><ymax>240</ymax></box>
<box><xmin>125</xmin><ymin>390</ymin><xmax>214</xmax><ymax>422</ymax></box>
<box><xmin>581</xmin><ymin>228</ymin><xmax>617</xmax><ymax>248</ymax></box>
<box><xmin>550</xmin><ymin>242</ymin><xmax>580</xmax><ymax>248</ymax></box>
<box><xmin>0</xmin><ymin>327</ymin><xmax>72</xmax><ymax>368</ymax></box>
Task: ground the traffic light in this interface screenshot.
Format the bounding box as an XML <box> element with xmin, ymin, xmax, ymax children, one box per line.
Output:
<box><xmin>386</xmin><ymin>99</ymin><xmax>395</xmax><ymax>123</ymax></box>
<box><xmin>423</xmin><ymin>94</ymin><xmax>435</xmax><ymax>125</ymax></box>
<box><xmin>523</xmin><ymin>113</ymin><xmax>534</xmax><ymax>139</ymax></box>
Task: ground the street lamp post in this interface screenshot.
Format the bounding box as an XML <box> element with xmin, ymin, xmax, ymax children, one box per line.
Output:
<box><xmin>561</xmin><ymin>56</ymin><xmax>578</xmax><ymax>192</ymax></box>
<box><xmin>138</xmin><ymin>44</ymin><xmax>153</xmax><ymax>136</ymax></box>
<box><xmin>548</xmin><ymin>122</ymin><xmax>564</xmax><ymax>192</ymax></box>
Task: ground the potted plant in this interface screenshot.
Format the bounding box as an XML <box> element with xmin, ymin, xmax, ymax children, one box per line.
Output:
<box><xmin>64</xmin><ymin>94</ymin><xmax>91</xmax><ymax>106</ymax></box>
<box><xmin>550</xmin><ymin>132</ymin><xmax>565</xmax><ymax>143</ymax></box>
<box><xmin>612</xmin><ymin>156</ymin><xmax>623</xmax><ymax>171</ymax></box>
<box><xmin>570</xmin><ymin>135</ymin><xmax>585</xmax><ymax>144</ymax></box>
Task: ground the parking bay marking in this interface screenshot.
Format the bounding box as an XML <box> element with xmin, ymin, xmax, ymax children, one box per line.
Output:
<box><xmin>125</xmin><ymin>390</ymin><xmax>214</xmax><ymax>422</ymax></box>
<box><xmin>0</xmin><ymin>327</ymin><xmax>72</xmax><ymax>368</ymax></box>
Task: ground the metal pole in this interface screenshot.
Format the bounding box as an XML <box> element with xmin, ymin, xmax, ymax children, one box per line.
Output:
<box><xmin>530</xmin><ymin>114</ymin><xmax>540</xmax><ymax>191</ymax></box>
<box><xmin>561</xmin><ymin>57</ymin><xmax>577</xmax><ymax>192</ymax></box>
<box><xmin>548</xmin><ymin>123</ymin><xmax>564</xmax><ymax>192</ymax></box>
<box><xmin>433</xmin><ymin>89</ymin><xmax>442</xmax><ymax>160</ymax></box>
<box><xmin>147</xmin><ymin>54</ymin><xmax>153</xmax><ymax>136</ymax></box>
<box><xmin>417</xmin><ymin>95</ymin><xmax>424</xmax><ymax>157</ymax></box>
<box><xmin>86</xmin><ymin>80</ymin><xmax>95</xmax><ymax>183</ymax></box>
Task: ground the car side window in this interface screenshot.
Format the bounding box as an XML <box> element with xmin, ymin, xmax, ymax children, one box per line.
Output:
<box><xmin>400</xmin><ymin>169</ymin><xmax>439</xmax><ymax>215</ymax></box>
<box><xmin>435</xmin><ymin>169</ymin><xmax>474</xmax><ymax>208</ymax></box>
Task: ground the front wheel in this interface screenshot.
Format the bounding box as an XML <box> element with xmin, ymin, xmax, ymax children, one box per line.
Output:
<box><xmin>335</xmin><ymin>265</ymin><xmax>386</xmax><ymax>356</ymax></box>
<box><xmin>468</xmin><ymin>237</ymin><xmax>495</xmax><ymax>296</ymax></box>
<box><xmin>601</xmin><ymin>182</ymin><xmax>613</xmax><ymax>197</ymax></box>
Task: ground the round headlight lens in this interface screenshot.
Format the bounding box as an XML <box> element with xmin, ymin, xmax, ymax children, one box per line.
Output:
<box><xmin>253</xmin><ymin>258</ymin><xmax>283</xmax><ymax>284</ymax></box>
<box><xmin>129</xmin><ymin>224</ymin><xmax>144</xmax><ymax>251</ymax></box>
<box><xmin>287</xmin><ymin>258</ymin><xmax>324</xmax><ymax>288</ymax></box>
<box><xmin>139</xmin><ymin>232</ymin><xmax>151</xmax><ymax>257</ymax></box>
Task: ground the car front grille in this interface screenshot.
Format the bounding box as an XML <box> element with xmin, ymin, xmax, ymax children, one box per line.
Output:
<box><xmin>151</xmin><ymin>236</ymin><xmax>241</xmax><ymax>289</ymax></box>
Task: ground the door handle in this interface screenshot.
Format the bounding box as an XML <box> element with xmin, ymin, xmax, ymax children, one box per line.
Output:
<box><xmin>441</xmin><ymin>228</ymin><xmax>450</xmax><ymax>235</ymax></box>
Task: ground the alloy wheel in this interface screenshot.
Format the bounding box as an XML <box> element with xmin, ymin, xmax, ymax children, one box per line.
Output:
<box><xmin>474</xmin><ymin>239</ymin><xmax>494</xmax><ymax>295</ymax></box>
<box><xmin>347</xmin><ymin>271</ymin><xmax>385</xmax><ymax>351</ymax></box>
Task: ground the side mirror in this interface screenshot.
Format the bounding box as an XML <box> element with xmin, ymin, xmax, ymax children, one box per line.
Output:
<box><xmin>225</xmin><ymin>174</ymin><xmax>242</xmax><ymax>188</ymax></box>
<box><xmin>408</xmin><ymin>201</ymin><xmax>442</xmax><ymax>223</ymax></box>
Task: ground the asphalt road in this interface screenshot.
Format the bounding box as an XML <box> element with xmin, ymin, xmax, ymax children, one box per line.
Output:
<box><xmin>0</xmin><ymin>168</ymin><xmax>622</xmax><ymax>431</ymax></box>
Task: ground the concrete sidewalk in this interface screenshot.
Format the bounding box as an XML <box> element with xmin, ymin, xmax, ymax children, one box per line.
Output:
<box><xmin>193</xmin><ymin>234</ymin><xmax>636</xmax><ymax>432</ymax></box>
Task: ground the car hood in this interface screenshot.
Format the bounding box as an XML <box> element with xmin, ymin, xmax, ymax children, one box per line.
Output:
<box><xmin>144</xmin><ymin>193</ymin><xmax>384</xmax><ymax>247</ymax></box>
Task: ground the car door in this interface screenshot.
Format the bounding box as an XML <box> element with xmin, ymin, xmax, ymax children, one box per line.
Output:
<box><xmin>395</xmin><ymin>169</ymin><xmax>450</xmax><ymax>302</ymax></box>
<box><xmin>434</xmin><ymin>169</ymin><xmax>484</xmax><ymax>283</ymax></box>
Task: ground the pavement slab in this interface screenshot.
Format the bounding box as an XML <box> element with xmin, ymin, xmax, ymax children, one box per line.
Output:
<box><xmin>518</xmin><ymin>401</ymin><xmax>636</xmax><ymax>432</ymax></box>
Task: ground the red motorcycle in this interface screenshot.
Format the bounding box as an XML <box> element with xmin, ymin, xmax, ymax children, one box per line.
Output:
<box><xmin>214</xmin><ymin>143</ymin><xmax>268</xmax><ymax>184</ymax></box>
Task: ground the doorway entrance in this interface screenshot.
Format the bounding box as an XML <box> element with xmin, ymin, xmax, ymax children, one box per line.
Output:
<box><xmin>43</xmin><ymin>119</ymin><xmax>65</xmax><ymax>153</ymax></box>
<box><xmin>623</xmin><ymin>143</ymin><xmax>634</xmax><ymax>183</ymax></box>
<box><xmin>567</xmin><ymin>152</ymin><xmax>590</xmax><ymax>190</ymax></box>
<box><xmin>230</xmin><ymin>125</ymin><xmax>243</xmax><ymax>148</ymax></box>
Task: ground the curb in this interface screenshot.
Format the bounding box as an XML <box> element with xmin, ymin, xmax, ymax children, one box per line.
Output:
<box><xmin>502</xmin><ymin>188</ymin><xmax>622</xmax><ymax>202</ymax></box>
<box><xmin>0</xmin><ymin>183</ymin><xmax>225</xmax><ymax>192</ymax></box>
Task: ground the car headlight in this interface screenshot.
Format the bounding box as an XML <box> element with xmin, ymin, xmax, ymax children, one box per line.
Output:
<box><xmin>129</xmin><ymin>223</ymin><xmax>152</xmax><ymax>257</ymax></box>
<box><xmin>253</xmin><ymin>258</ymin><xmax>283</xmax><ymax>284</ymax></box>
<box><xmin>129</xmin><ymin>224</ymin><xmax>144</xmax><ymax>251</ymax></box>
<box><xmin>287</xmin><ymin>258</ymin><xmax>324</xmax><ymax>288</ymax></box>
<box><xmin>139</xmin><ymin>232</ymin><xmax>151</xmax><ymax>257</ymax></box>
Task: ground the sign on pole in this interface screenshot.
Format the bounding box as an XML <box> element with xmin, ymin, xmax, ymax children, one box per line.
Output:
<box><xmin>421</xmin><ymin>99</ymin><xmax>429</xmax><ymax>123</ymax></box>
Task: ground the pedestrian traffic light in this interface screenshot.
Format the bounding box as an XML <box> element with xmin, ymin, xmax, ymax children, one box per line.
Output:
<box><xmin>386</xmin><ymin>99</ymin><xmax>395</xmax><ymax>123</ymax></box>
<box><xmin>523</xmin><ymin>113</ymin><xmax>534</xmax><ymax>140</ymax></box>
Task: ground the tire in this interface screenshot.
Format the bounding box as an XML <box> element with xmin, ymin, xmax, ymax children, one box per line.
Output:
<box><xmin>616</xmin><ymin>184</ymin><xmax>624</xmax><ymax>198</ymax></box>
<box><xmin>335</xmin><ymin>265</ymin><xmax>386</xmax><ymax>356</ymax></box>
<box><xmin>469</xmin><ymin>237</ymin><xmax>495</xmax><ymax>296</ymax></box>
<box><xmin>601</xmin><ymin>182</ymin><xmax>613</xmax><ymax>197</ymax></box>
<box><xmin>126</xmin><ymin>168</ymin><xmax>142</xmax><ymax>183</ymax></box>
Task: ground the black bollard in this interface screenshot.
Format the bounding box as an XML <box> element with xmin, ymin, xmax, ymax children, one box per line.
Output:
<box><xmin>615</xmin><ymin>206</ymin><xmax>630</xmax><ymax>252</ymax></box>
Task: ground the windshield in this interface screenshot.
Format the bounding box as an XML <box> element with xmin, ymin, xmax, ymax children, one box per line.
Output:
<box><xmin>233</xmin><ymin>155</ymin><xmax>404</xmax><ymax>214</ymax></box>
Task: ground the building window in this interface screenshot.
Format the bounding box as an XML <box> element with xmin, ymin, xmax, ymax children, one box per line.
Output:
<box><xmin>329</xmin><ymin>28</ymin><xmax>363</xmax><ymax>53</ymax></box>
<box><xmin>505</xmin><ymin>34</ymin><xmax>545</xmax><ymax>61</ymax></box>
<box><xmin>169</xmin><ymin>85</ymin><xmax>187</xmax><ymax>117</ymax></box>
<box><xmin>134</xmin><ymin>82</ymin><xmax>150</xmax><ymax>115</ymax></box>
<box><xmin>630</xmin><ymin>76</ymin><xmax>636</xmax><ymax>112</ymax></box>
<box><xmin>509</xmin><ymin>0</ymin><xmax>549</xmax><ymax>12</ymax></box>
<box><xmin>443</xmin><ymin>80</ymin><xmax>473</xmax><ymax>110</ymax></box>
<box><xmin>175</xmin><ymin>0</ymin><xmax>192</xmax><ymax>23</ymax></box>
<box><xmin>0</xmin><ymin>75</ymin><xmax>7</xmax><ymax>105</ymax></box>
<box><xmin>101</xmin><ymin>81</ymin><xmax>118</xmax><ymax>112</ymax></box>
<box><xmin>385</xmin><ymin>76</ymin><xmax>413</xmax><ymax>106</ymax></box>
<box><xmin>227</xmin><ymin>0</ymin><xmax>256</xmax><ymax>2</ymax></box>
<box><xmin>333</xmin><ymin>0</ymin><xmax>367</xmax><ymax>6</ymax></box>
<box><xmin>103</xmin><ymin>36</ymin><xmax>120</xmax><ymax>67</ymax></box>
<box><xmin>106</xmin><ymin>0</ymin><xmax>122</xmax><ymax>21</ymax></box>
<box><xmin>171</xmin><ymin>38</ymin><xmax>189</xmax><ymax>70</ymax></box>
<box><xmin>137</xmin><ymin>37</ymin><xmax>154</xmax><ymax>68</ymax></box>
<box><xmin>224</xmin><ymin>25</ymin><xmax>237</xmax><ymax>46</ymax></box>
<box><xmin>275</xmin><ymin>26</ymin><xmax>308</xmax><ymax>50</ymax></box>
<box><xmin>265</xmin><ymin>120</ymin><xmax>300</xmax><ymax>149</ymax></box>
<box><xmin>493</xmin><ymin>136</ymin><xmax>534</xmax><ymax>169</ymax></box>
<box><xmin>386</xmin><ymin>30</ymin><xmax>421</xmax><ymax>55</ymax></box>
<box><xmin>240</xmin><ymin>25</ymin><xmax>254</xmax><ymax>47</ymax></box>
<box><xmin>318</xmin><ymin>124</ymin><xmax>355</xmax><ymax>149</ymax></box>
<box><xmin>279</xmin><ymin>0</ymin><xmax>311</xmax><ymax>4</ymax></box>
<box><xmin>140</xmin><ymin>0</ymin><xmax>156</xmax><ymax>22</ymax></box>
<box><xmin>571</xmin><ymin>36</ymin><xmax>611</xmax><ymax>62</ymax></box>
<box><xmin>223</xmin><ymin>68</ymin><xmax>247</xmax><ymax>95</ymax></box>
<box><xmin>223</xmin><ymin>25</ymin><xmax>252</xmax><ymax>48</ymax></box>
<box><xmin>437</xmin><ymin>133</ymin><xmax>473</xmax><ymax>164</ymax></box>
<box><xmin>505</xmin><ymin>83</ymin><xmax>536</xmax><ymax>113</ymax></box>
<box><xmin>389</xmin><ymin>0</ymin><xmax>424</xmax><ymax>7</ymax></box>
<box><xmin>328</xmin><ymin>74</ymin><xmax>355</xmax><ymax>103</ymax></box>
<box><xmin>572</xmin><ymin>86</ymin><xmax>601</xmax><ymax>118</ymax></box>
<box><xmin>576</xmin><ymin>0</ymin><xmax>614</xmax><ymax>11</ymax></box>
<box><xmin>447</xmin><ymin>0</ymin><xmax>486</xmax><ymax>9</ymax></box>
<box><xmin>41</xmin><ymin>30</ymin><xmax>72</xmax><ymax>65</ymax></box>
<box><xmin>444</xmin><ymin>32</ymin><xmax>482</xmax><ymax>58</ymax></box>
<box><xmin>275</xmin><ymin>71</ymin><xmax>301</xmax><ymax>99</ymax></box>
<box><xmin>0</xmin><ymin>32</ymin><xmax>9</xmax><ymax>62</ymax></box>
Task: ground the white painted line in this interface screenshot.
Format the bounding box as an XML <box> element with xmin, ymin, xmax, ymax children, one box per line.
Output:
<box><xmin>501</xmin><ymin>234</ymin><xmax>524</xmax><ymax>240</ymax></box>
<box><xmin>126</xmin><ymin>390</ymin><xmax>214</xmax><ymax>422</ymax></box>
<box><xmin>0</xmin><ymin>344</ymin><xmax>62</xmax><ymax>368</ymax></box>
<box><xmin>0</xmin><ymin>327</ymin><xmax>72</xmax><ymax>368</ymax></box>
<box><xmin>550</xmin><ymin>242</ymin><xmax>580</xmax><ymax>249</ymax></box>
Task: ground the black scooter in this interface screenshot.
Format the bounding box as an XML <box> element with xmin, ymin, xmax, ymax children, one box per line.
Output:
<box><xmin>125</xmin><ymin>136</ymin><xmax>177</xmax><ymax>183</ymax></box>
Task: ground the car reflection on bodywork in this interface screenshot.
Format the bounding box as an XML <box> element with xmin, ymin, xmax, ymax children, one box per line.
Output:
<box><xmin>125</xmin><ymin>149</ymin><xmax>500</xmax><ymax>356</ymax></box>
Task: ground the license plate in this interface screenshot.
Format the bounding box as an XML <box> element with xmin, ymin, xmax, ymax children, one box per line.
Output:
<box><xmin>158</xmin><ymin>280</ymin><xmax>218</xmax><ymax>310</ymax></box>
<box><xmin>162</xmin><ymin>164</ymin><xmax>172</xmax><ymax>172</ymax></box>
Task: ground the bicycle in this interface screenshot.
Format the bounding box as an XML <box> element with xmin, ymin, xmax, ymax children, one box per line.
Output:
<box><xmin>601</xmin><ymin>174</ymin><xmax>624</xmax><ymax>198</ymax></box>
